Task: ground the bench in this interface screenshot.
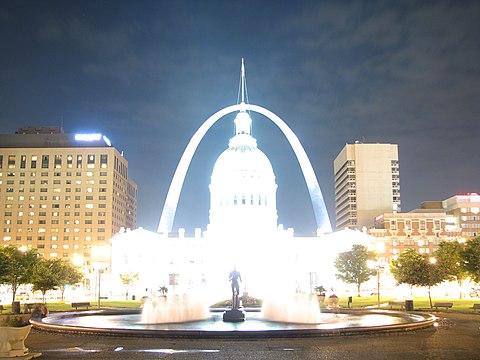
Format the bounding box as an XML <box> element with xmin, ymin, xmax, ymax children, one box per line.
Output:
<box><xmin>433</xmin><ymin>302</ymin><xmax>453</xmax><ymax>310</ymax></box>
<box><xmin>388</xmin><ymin>301</ymin><xmax>405</xmax><ymax>310</ymax></box>
<box><xmin>24</xmin><ymin>303</ymin><xmax>38</xmax><ymax>313</ymax></box>
<box><xmin>71</xmin><ymin>302</ymin><xmax>91</xmax><ymax>310</ymax></box>
<box><xmin>473</xmin><ymin>304</ymin><xmax>480</xmax><ymax>311</ymax></box>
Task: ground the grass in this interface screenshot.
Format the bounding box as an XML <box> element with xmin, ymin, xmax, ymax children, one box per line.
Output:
<box><xmin>1</xmin><ymin>296</ymin><xmax>479</xmax><ymax>314</ymax></box>
<box><xmin>333</xmin><ymin>295</ymin><xmax>396</xmax><ymax>308</ymax></box>
<box><xmin>0</xmin><ymin>299</ymin><xmax>142</xmax><ymax>313</ymax></box>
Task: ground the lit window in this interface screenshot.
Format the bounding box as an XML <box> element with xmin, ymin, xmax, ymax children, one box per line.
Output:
<box><xmin>41</xmin><ymin>155</ymin><xmax>49</xmax><ymax>168</ymax></box>
<box><xmin>55</xmin><ymin>155</ymin><xmax>62</xmax><ymax>168</ymax></box>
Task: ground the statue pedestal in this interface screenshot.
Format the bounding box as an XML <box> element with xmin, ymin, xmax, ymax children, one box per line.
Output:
<box><xmin>223</xmin><ymin>308</ymin><xmax>246</xmax><ymax>322</ymax></box>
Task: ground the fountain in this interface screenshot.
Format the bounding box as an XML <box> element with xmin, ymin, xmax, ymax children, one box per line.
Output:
<box><xmin>31</xmin><ymin>306</ymin><xmax>436</xmax><ymax>338</ymax></box>
<box><xmin>262</xmin><ymin>293</ymin><xmax>323</xmax><ymax>324</ymax></box>
<box><xmin>31</xmin><ymin>248</ymin><xmax>437</xmax><ymax>337</ymax></box>
<box><xmin>141</xmin><ymin>294</ymin><xmax>209</xmax><ymax>324</ymax></box>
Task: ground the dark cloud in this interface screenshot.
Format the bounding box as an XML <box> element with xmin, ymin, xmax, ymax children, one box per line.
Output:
<box><xmin>0</xmin><ymin>0</ymin><xmax>479</xmax><ymax>233</ymax></box>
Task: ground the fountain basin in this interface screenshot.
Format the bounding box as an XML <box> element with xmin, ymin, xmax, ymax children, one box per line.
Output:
<box><xmin>30</xmin><ymin>309</ymin><xmax>436</xmax><ymax>339</ymax></box>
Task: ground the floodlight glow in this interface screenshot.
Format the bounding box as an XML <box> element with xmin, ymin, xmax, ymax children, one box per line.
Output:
<box><xmin>75</xmin><ymin>133</ymin><xmax>102</xmax><ymax>141</ymax></box>
<box><xmin>102</xmin><ymin>135</ymin><xmax>112</xmax><ymax>146</ymax></box>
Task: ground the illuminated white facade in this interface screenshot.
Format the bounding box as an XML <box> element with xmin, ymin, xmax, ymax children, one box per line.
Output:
<box><xmin>208</xmin><ymin>109</ymin><xmax>278</xmax><ymax>236</ymax></box>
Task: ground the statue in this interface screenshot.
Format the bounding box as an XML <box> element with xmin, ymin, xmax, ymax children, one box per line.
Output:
<box><xmin>229</xmin><ymin>265</ymin><xmax>242</xmax><ymax>309</ymax></box>
<box><xmin>223</xmin><ymin>265</ymin><xmax>245</xmax><ymax>322</ymax></box>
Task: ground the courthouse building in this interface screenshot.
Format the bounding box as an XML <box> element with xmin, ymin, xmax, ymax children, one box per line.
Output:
<box><xmin>0</xmin><ymin>127</ymin><xmax>137</xmax><ymax>288</ymax></box>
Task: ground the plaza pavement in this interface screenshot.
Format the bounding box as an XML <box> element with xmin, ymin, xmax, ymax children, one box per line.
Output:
<box><xmin>25</xmin><ymin>312</ymin><xmax>480</xmax><ymax>360</ymax></box>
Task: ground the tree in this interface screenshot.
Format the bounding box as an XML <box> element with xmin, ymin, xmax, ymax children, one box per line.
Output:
<box><xmin>390</xmin><ymin>249</ymin><xmax>444</xmax><ymax>308</ymax></box>
<box><xmin>390</xmin><ymin>249</ymin><xmax>423</xmax><ymax>294</ymax></box>
<box><xmin>0</xmin><ymin>250</ymin><xmax>9</xmax><ymax>282</ymax></box>
<box><xmin>461</xmin><ymin>236</ymin><xmax>480</xmax><ymax>283</ymax></box>
<box><xmin>119</xmin><ymin>272</ymin><xmax>139</xmax><ymax>300</ymax></box>
<box><xmin>435</xmin><ymin>241</ymin><xmax>468</xmax><ymax>298</ymax></box>
<box><xmin>159</xmin><ymin>285</ymin><xmax>168</xmax><ymax>296</ymax></box>
<box><xmin>0</xmin><ymin>245</ymin><xmax>39</xmax><ymax>305</ymax></box>
<box><xmin>57</xmin><ymin>261</ymin><xmax>83</xmax><ymax>300</ymax></box>
<box><xmin>31</xmin><ymin>259</ymin><xmax>83</xmax><ymax>302</ymax></box>
<box><xmin>334</xmin><ymin>244</ymin><xmax>376</xmax><ymax>296</ymax></box>
<box><xmin>31</xmin><ymin>258</ymin><xmax>63</xmax><ymax>302</ymax></box>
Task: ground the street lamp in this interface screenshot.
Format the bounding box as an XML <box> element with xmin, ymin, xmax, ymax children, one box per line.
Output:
<box><xmin>92</xmin><ymin>246</ymin><xmax>109</xmax><ymax>309</ymax></box>
<box><xmin>428</xmin><ymin>257</ymin><xmax>437</xmax><ymax>309</ymax></box>
<box><xmin>369</xmin><ymin>261</ymin><xmax>386</xmax><ymax>308</ymax></box>
<box><xmin>72</xmin><ymin>254</ymin><xmax>88</xmax><ymax>296</ymax></box>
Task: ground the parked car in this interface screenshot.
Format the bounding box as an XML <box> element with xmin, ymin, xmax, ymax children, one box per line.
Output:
<box><xmin>15</xmin><ymin>292</ymin><xmax>30</xmax><ymax>301</ymax></box>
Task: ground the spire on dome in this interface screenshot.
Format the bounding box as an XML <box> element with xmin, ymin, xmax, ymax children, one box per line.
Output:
<box><xmin>241</xmin><ymin>58</ymin><xmax>246</xmax><ymax>104</ymax></box>
<box><xmin>237</xmin><ymin>58</ymin><xmax>249</xmax><ymax>109</ymax></box>
<box><xmin>234</xmin><ymin>58</ymin><xmax>252</xmax><ymax>136</ymax></box>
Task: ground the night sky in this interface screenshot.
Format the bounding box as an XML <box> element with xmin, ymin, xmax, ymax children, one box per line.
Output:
<box><xmin>1</xmin><ymin>1</ymin><xmax>479</xmax><ymax>235</ymax></box>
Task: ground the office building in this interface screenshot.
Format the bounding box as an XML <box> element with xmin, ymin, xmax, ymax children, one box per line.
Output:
<box><xmin>334</xmin><ymin>143</ymin><xmax>400</xmax><ymax>230</ymax></box>
<box><xmin>0</xmin><ymin>127</ymin><xmax>137</xmax><ymax>286</ymax></box>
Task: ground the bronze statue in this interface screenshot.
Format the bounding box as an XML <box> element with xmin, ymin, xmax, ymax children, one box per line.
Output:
<box><xmin>229</xmin><ymin>265</ymin><xmax>242</xmax><ymax>309</ymax></box>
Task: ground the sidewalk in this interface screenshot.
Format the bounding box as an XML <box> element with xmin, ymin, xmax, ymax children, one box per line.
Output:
<box><xmin>23</xmin><ymin>312</ymin><xmax>480</xmax><ymax>359</ymax></box>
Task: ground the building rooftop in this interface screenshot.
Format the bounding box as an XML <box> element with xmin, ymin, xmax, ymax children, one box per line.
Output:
<box><xmin>0</xmin><ymin>127</ymin><xmax>112</xmax><ymax>148</ymax></box>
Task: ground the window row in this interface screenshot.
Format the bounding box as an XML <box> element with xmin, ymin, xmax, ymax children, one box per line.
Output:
<box><xmin>0</xmin><ymin>171</ymin><xmax>109</xmax><ymax>177</ymax></box>
<box><xmin>2</xmin><ymin>235</ymin><xmax>105</xmax><ymax>241</ymax></box>
<box><xmin>4</xmin><ymin>208</ymin><xmax>108</xmax><ymax>216</ymax></box>
<box><xmin>3</xmin><ymin>228</ymin><xmax>106</xmax><ymax>233</ymax></box>
<box><xmin>1</xmin><ymin>179</ymin><xmax>107</xmax><ymax>185</ymax></box>
<box><xmin>5</xmin><ymin>219</ymin><xmax>106</xmax><ymax>225</ymax></box>
<box><xmin>0</xmin><ymin>154</ymin><xmax>108</xmax><ymax>169</ymax></box>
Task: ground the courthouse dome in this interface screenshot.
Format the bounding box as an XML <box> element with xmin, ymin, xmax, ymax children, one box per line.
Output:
<box><xmin>208</xmin><ymin>109</ymin><xmax>278</xmax><ymax>237</ymax></box>
<box><xmin>211</xmin><ymin>136</ymin><xmax>275</xmax><ymax>185</ymax></box>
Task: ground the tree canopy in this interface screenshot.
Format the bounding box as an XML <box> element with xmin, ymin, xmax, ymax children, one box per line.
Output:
<box><xmin>57</xmin><ymin>261</ymin><xmax>83</xmax><ymax>300</ymax></box>
<box><xmin>334</xmin><ymin>244</ymin><xmax>376</xmax><ymax>296</ymax></box>
<box><xmin>31</xmin><ymin>258</ymin><xmax>64</xmax><ymax>302</ymax></box>
<box><xmin>435</xmin><ymin>240</ymin><xmax>468</xmax><ymax>298</ymax></box>
<box><xmin>31</xmin><ymin>258</ymin><xmax>83</xmax><ymax>301</ymax></box>
<box><xmin>0</xmin><ymin>245</ymin><xmax>40</xmax><ymax>304</ymax></box>
<box><xmin>390</xmin><ymin>248</ymin><xmax>444</xmax><ymax>308</ymax></box>
<box><xmin>119</xmin><ymin>272</ymin><xmax>139</xmax><ymax>300</ymax></box>
<box><xmin>461</xmin><ymin>236</ymin><xmax>480</xmax><ymax>284</ymax></box>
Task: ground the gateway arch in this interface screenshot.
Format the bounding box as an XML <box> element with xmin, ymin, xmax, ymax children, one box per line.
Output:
<box><xmin>157</xmin><ymin>103</ymin><xmax>332</xmax><ymax>234</ymax></box>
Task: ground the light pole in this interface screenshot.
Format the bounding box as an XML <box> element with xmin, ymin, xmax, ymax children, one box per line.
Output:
<box><xmin>428</xmin><ymin>257</ymin><xmax>437</xmax><ymax>309</ymax></box>
<box><xmin>92</xmin><ymin>246</ymin><xmax>109</xmax><ymax>309</ymax></box>
<box><xmin>369</xmin><ymin>261</ymin><xmax>385</xmax><ymax>308</ymax></box>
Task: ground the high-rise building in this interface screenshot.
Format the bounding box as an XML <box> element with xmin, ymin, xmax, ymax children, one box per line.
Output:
<box><xmin>0</xmin><ymin>127</ymin><xmax>137</xmax><ymax>282</ymax></box>
<box><xmin>334</xmin><ymin>142</ymin><xmax>400</xmax><ymax>231</ymax></box>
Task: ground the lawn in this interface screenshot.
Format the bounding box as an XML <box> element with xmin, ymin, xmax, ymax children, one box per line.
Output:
<box><xmin>0</xmin><ymin>299</ymin><xmax>142</xmax><ymax>313</ymax></box>
<box><xmin>1</xmin><ymin>296</ymin><xmax>479</xmax><ymax>313</ymax></box>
